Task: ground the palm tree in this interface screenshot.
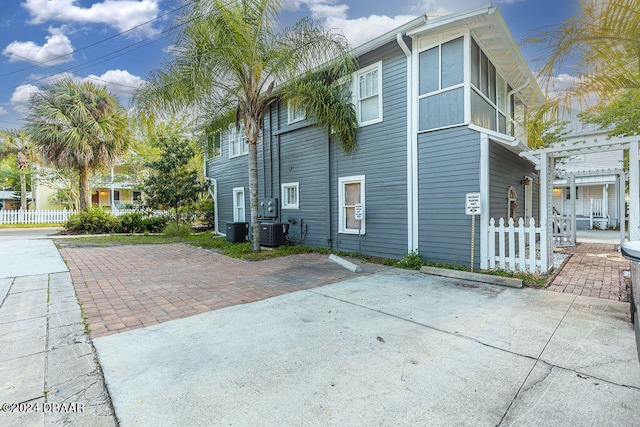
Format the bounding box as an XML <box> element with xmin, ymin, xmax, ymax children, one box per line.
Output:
<box><xmin>533</xmin><ymin>0</ymin><xmax>640</xmax><ymax>108</ymax></box>
<box><xmin>0</xmin><ymin>129</ymin><xmax>35</xmax><ymax>210</ymax></box>
<box><xmin>134</xmin><ymin>0</ymin><xmax>359</xmax><ymax>252</ymax></box>
<box><xmin>24</xmin><ymin>78</ymin><xmax>131</xmax><ymax>211</ymax></box>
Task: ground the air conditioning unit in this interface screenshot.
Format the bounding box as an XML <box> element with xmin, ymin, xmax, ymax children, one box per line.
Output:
<box><xmin>226</xmin><ymin>222</ymin><xmax>249</xmax><ymax>243</ymax></box>
<box><xmin>260</xmin><ymin>222</ymin><xmax>289</xmax><ymax>247</ymax></box>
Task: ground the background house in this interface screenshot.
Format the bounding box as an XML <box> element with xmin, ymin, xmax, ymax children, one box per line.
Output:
<box><xmin>206</xmin><ymin>5</ymin><xmax>544</xmax><ymax>269</ymax></box>
<box><xmin>552</xmin><ymin>127</ymin><xmax>625</xmax><ymax>230</ymax></box>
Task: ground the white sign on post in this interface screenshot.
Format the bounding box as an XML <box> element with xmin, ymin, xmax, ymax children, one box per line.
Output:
<box><xmin>354</xmin><ymin>203</ymin><xmax>363</xmax><ymax>220</ymax></box>
<box><xmin>465</xmin><ymin>192</ymin><xmax>481</xmax><ymax>216</ymax></box>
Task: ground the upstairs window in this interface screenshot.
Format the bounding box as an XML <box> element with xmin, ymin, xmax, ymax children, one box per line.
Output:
<box><xmin>206</xmin><ymin>133</ymin><xmax>221</xmax><ymax>158</ymax></box>
<box><xmin>287</xmin><ymin>103</ymin><xmax>305</xmax><ymax>124</ymax></box>
<box><xmin>354</xmin><ymin>62</ymin><xmax>383</xmax><ymax>126</ymax></box>
<box><xmin>470</xmin><ymin>37</ymin><xmax>512</xmax><ymax>134</ymax></box>
<box><xmin>418</xmin><ymin>37</ymin><xmax>464</xmax><ymax>131</ymax></box>
<box><xmin>229</xmin><ymin>126</ymin><xmax>248</xmax><ymax>158</ymax></box>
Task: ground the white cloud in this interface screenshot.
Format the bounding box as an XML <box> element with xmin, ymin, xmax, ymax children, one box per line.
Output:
<box><xmin>326</xmin><ymin>14</ymin><xmax>418</xmax><ymax>47</ymax></box>
<box><xmin>22</xmin><ymin>0</ymin><xmax>160</xmax><ymax>35</ymax></box>
<box><xmin>0</xmin><ymin>107</ymin><xmax>7</xmax><ymax>116</ymax></box>
<box><xmin>295</xmin><ymin>0</ymin><xmax>417</xmax><ymax>47</ymax></box>
<box><xmin>3</xmin><ymin>27</ymin><xmax>73</xmax><ymax>65</ymax></box>
<box><xmin>85</xmin><ymin>69</ymin><xmax>146</xmax><ymax>97</ymax></box>
<box><xmin>10</xmin><ymin>84</ymin><xmax>40</xmax><ymax>104</ymax></box>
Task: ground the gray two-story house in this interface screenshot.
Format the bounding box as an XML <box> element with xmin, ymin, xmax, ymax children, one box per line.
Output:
<box><xmin>205</xmin><ymin>5</ymin><xmax>544</xmax><ymax>269</ymax></box>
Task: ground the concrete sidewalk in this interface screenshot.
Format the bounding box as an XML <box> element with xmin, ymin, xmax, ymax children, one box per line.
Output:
<box><xmin>94</xmin><ymin>269</ymin><xmax>640</xmax><ymax>426</ymax></box>
<box><xmin>0</xmin><ymin>238</ymin><xmax>115</xmax><ymax>426</ymax></box>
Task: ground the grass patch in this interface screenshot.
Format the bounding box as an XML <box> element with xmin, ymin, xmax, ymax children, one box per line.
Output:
<box><xmin>386</xmin><ymin>251</ymin><xmax>549</xmax><ymax>287</ymax></box>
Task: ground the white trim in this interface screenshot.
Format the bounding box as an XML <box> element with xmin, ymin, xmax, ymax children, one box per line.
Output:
<box><xmin>233</xmin><ymin>187</ymin><xmax>245</xmax><ymax>222</ymax></box>
<box><xmin>287</xmin><ymin>102</ymin><xmax>305</xmax><ymax>124</ymax></box>
<box><xmin>354</xmin><ymin>62</ymin><xmax>383</xmax><ymax>126</ymax></box>
<box><xmin>208</xmin><ymin>179</ymin><xmax>220</xmax><ymax>235</ymax></box>
<box><xmin>338</xmin><ymin>175</ymin><xmax>366</xmax><ymax>234</ymax></box>
<box><xmin>480</xmin><ymin>133</ymin><xmax>489</xmax><ymax>269</ymax></box>
<box><xmin>228</xmin><ymin>127</ymin><xmax>248</xmax><ymax>158</ymax></box>
<box><xmin>398</xmin><ymin>33</ymin><xmax>418</xmax><ymax>252</ymax></box>
<box><xmin>281</xmin><ymin>182</ymin><xmax>300</xmax><ymax>210</ymax></box>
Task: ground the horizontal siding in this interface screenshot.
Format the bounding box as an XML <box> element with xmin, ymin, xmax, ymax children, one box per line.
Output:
<box><xmin>418</xmin><ymin>126</ymin><xmax>481</xmax><ymax>267</ymax></box>
<box><xmin>331</xmin><ymin>44</ymin><xmax>409</xmax><ymax>259</ymax></box>
<box><xmin>489</xmin><ymin>142</ymin><xmax>539</xmax><ymax>223</ymax></box>
<box><xmin>278</xmin><ymin>127</ymin><xmax>331</xmax><ymax>247</ymax></box>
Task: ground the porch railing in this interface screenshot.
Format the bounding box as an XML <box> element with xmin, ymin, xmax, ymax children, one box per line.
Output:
<box><xmin>552</xmin><ymin>214</ymin><xmax>573</xmax><ymax>245</ymax></box>
<box><xmin>487</xmin><ymin>217</ymin><xmax>546</xmax><ymax>274</ymax></box>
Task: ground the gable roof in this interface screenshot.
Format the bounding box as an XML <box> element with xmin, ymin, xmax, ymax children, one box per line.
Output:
<box><xmin>352</xmin><ymin>4</ymin><xmax>544</xmax><ymax>108</ymax></box>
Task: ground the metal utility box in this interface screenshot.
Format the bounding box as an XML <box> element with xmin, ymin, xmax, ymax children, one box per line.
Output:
<box><xmin>226</xmin><ymin>222</ymin><xmax>249</xmax><ymax>243</ymax></box>
<box><xmin>260</xmin><ymin>222</ymin><xmax>289</xmax><ymax>247</ymax></box>
<box><xmin>258</xmin><ymin>198</ymin><xmax>279</xmax><ymax>219</ymax></box>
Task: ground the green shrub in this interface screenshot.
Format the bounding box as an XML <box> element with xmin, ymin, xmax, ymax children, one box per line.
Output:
<box><xmin>163</xmin><ymin>222</ymin><xmax>193</xmax><ymax>237</ymax></box>
<box><xmin>395</xmin><ymin>250</ymin><xmax>427</xmax><ymax>270</ymax></box>
<box><xmin>142</xmin><ymin>216</ymin><xmax>168</xmax><ymax>233</ymax></box>
<box><xmin>117</xmin><ymin>212</ymin><xmax>145</xmax><ymax>234</ymax></box>
<box><xmin>65</xmin><ymin>207</ymin><xmax>118</xmax><ymax>234</ymax></box>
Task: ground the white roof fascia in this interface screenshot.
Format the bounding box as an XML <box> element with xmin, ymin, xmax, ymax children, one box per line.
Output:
<box><xmin>468</xmin><ymin>123</ymin><xmax>529</xmax><ymax>154</ymax></box>
<box><xmin>352</xmin><ymin>4</ymin><xmax>494</xmax><ymax>57</ymax></box>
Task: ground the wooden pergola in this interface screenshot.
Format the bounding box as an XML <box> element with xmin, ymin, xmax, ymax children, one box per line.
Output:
<box><xmin>521</xmin><ymin>135</ymin><xmax>640</xmax><ymax>272</ymax></box>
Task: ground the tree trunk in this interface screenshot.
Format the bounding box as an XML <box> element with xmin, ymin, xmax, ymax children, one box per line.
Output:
<box><xmin>248</xmin><ymin>139</ymin><xmax>260</xmax><ymax>252</ymax></box>
<box><xmin>78</xmin><ymin>164</ymin><xmax>91</xmax><ymax>211</ymax></box>
<box><xmin>20</xmin><ymin>172</ymin><xmax>27</xmax><ymax>210</ymax></box>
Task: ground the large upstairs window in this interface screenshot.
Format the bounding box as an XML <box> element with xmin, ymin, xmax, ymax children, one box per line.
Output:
<box><xmin>470</xmin><ymin>37</ymin><xmax>513</xmax><ymax>134</ymax></box>
<box><xmin>418</xmin><ymin>36</ymin><xmax>464</xmax><ymax>131</ymax></box>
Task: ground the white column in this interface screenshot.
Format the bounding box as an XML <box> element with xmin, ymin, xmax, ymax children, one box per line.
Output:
<box><xmin>480</xmin><ymin>133</ymin><xmax>489</xmax><ymax>269</ymax></box>
<box><xmin>539</xmin><ymin>153</ymin><xmax>550</xmax><ymax>272</ymax></box>
<box><xmin>570</xmin><ymin>174</ymin><xmax>576</xmax><ymax>245</ymax></box>
<box><xmin>630</xmin><ymin>141</ymin><xmax>640</xmax><ymax>241</ymax></box>
<box><xmin>619</xmin><ymin>173</ymin><xmax>626</xmax><ymax>244</ymax></box>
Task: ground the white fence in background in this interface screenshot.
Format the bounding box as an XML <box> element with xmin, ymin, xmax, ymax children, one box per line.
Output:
<box><xmin>0</xmin><ymin>209</ymin><xmax>149</xmax><ymax>225</ymax></box>
<box><xmin>487</xmin><ymin>217</ymin><xmax>546</xmax><ymax>274</ymax></box>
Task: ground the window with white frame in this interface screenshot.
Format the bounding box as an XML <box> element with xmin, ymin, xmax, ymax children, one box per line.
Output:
<box><xmin>418</xmin><ymin>36</ymin><xmax>464</xmax><ymax>131</ymax></box>
<box><xmin>338</xmin><ymin>175</ymin><xmax>365</xmax><ymax>234</ymax></box>
<box><xmin>355</xmin><ymin>62</ymin><xmax>382</xmax><ymax>126</ymax></box>
<box><xmin>470</xmin><ymin>37</ymin><xmax>513</xmax><ymax>135</ymax></box>
<box><xmin>281</xmin><ymin>182</ymin><xmax>299</xmax><ymax>209</ymax></box>
<box><xmin>228</xmin><ymin>126</ymin><xmax>248</xmax><ymax>158</ymax></box>
<box><xmin>233</xmin><ymin>187</ymin><xmax>245</xmax><ymax>222</ymax></box>
<box><xmin>287</xmin><ymin>102</ymin><xmax>305</xmax><ymax>124</ymax></box>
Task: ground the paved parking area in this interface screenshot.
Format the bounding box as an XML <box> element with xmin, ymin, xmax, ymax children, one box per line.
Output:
<box><xmin>58</xmin><ymin>243</ymin><xmax>387</xmax><ymax>338</ymax></box>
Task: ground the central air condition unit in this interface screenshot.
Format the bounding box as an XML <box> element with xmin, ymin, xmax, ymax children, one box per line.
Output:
<box><xmin>226</xmin><ymin>222</ymin><xmax>249</xmax><ymax>243</ymax></box>
<box><xmin>260</xmin><ymin>222</ymin><xmax>289</xmax><ymax>247</ymax></box>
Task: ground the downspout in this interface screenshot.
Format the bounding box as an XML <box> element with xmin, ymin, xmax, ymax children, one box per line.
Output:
<box><xmin>208</xmin><ymin>179</ymin><xmax>219</xmax><ymax>235</ymax></box>
<box><xmin>326</xmin><ymin>134</ymin><xmax>332</xmax><ymax>248</ymax></box>
<box><xmin>397</xmin><ymin>32</ymin><xmax>417</xmax><ymax>252</ymax></box>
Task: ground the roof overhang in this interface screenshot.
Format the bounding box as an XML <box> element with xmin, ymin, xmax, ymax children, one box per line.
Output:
<box><xmin>403</xmin><ymin>4</ymin><xmax>545</xmax><ymax>108</ymax></box>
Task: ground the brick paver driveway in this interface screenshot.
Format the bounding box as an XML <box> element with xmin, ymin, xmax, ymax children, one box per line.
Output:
<box><xmin>547</xmin><ymin>242</ymin><xmax>630</xmax><ymax>302</ymax></box>
<box><xmin>58</xmin><ymin>243</ymin><xmax>386</xmax><ymax>338</ymax></box>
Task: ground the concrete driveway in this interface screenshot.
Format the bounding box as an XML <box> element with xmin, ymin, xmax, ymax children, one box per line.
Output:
<box><xmin>94</xmin><ymin>268</ymin><xmax>640</xmax><ymax>426</ymax></box>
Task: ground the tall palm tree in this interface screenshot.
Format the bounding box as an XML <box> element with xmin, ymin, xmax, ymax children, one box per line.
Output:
<box><xmin>25</xmin><ymin>78</ymin><xmax>131</xmax><ymax>211</ymax></box>
<box><xmin>135</xmin><ymin>0</ymin><xmax>359</xmax><ymax>252</ymax></box>
<box><xmin>0</xmin><ymin>129</ymin><xmax>35</xmax><ymax>210</ymax></box>
<box><xmin>533</xmin><ymin>0</ymin><xmax>640</xmax><ymax>108</ymax></box>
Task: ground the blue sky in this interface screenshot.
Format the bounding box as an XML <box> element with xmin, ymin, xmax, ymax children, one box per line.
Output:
<box><xmin>0</xmin><ymin>0</ymin><xmax>580</xmax><ymax>128</ymax></box>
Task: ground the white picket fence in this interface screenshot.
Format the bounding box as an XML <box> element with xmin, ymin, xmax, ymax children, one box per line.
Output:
<box><xmin>0</xmin><ymin>209</ymin><xmax>149</xmax><ymax>225</ymax></box>
<box><xmin>487</xmin><ymin>217</ymin><xmax>546</xmax><ymax>274</ymax></box>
